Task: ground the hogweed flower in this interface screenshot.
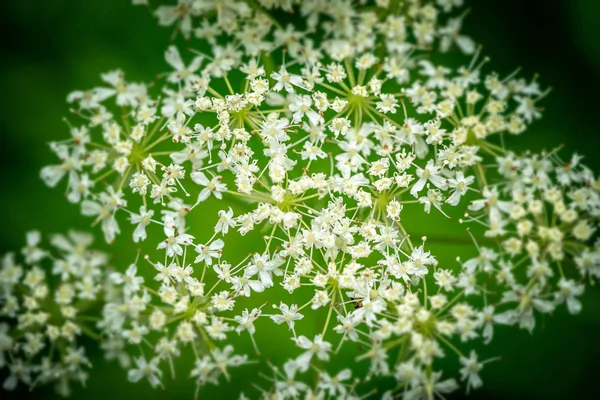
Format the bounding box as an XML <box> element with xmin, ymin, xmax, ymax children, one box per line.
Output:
<box><xmin>2</xmin><ymin>0</ymin><xmax>597</xmax><ymax>399</ymax></box>
<box><xmin>0</xmin><ymin>231</ymin><xmax>108</xmax><ymax>396</ymax></box>
<box><xmin>462</xmin><ymin>150</ymin><xmax>600</xmax><ymax>333</ymax></box>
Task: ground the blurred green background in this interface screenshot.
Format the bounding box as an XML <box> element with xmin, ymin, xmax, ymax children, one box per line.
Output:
<box><xmin>1</xmin><ymin>0</ymin><xmax>599</xmax><ymax>398</ymax></box>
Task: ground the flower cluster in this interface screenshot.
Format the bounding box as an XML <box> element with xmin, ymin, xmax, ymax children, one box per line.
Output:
<box><xmin>0</xmin><ymin>231</ymin><xmax>107</xmax><ymax>395</ymax></box>
<box><xmin>100</xmin><ymin>251</ymin><xmax>253</xmax><ymax>395</ymax></box>
<box><xmin>2</xmin><ymin>0</ymin><xmax>598</xmax><ymax>399</ymax></box>
<box><xmin>462</xmin><ymin>150</ymin><xmax>600</xmax><ymax>332</ymax></box>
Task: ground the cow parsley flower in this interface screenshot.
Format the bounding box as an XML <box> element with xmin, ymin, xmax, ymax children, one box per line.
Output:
<box><xmin>0</xmin><ymin>231</ymin><xmax>108</xmax><ymax>395</ymax></box>
<box><xmin>27</xmin><ymin>0</ymin><xmax>600</xmax><ymax>399</ymax></box>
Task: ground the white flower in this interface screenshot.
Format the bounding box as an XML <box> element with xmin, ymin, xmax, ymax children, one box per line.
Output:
<box><xmin>164</xmin><ymin>45</ymin><xmax>203</xmax><ymax>86</ymax></box>
<box><xmin>439</xmin><ymin>17</ymin><xmax>476</xmax><ymax>55</ymax></box>
<box><xmin>319</xmin><ymin>369</ymin><xmax>352</xmax><ymax>397</ymax></box>
<box><xmin>299</xmin><ymin>141</ymin><xmax>327</xmax><ymax>161</ymax></box>
<box><xmin>333</xmin><ymin>314</ymin><xmax>361</xmax><ymax>341</ymax></box>
<box><xmin>289</xmin><ymin>94</ymin><xmax>321</xmax><ymax>125</ymax></box>
<box><xmin>404</xmin><ymin>372</ymin><xmax>458</xmax><ymax>400</ymax></box>
<box><xmin>230</xmin><ymin>275</ymin><xmax>265</xmax><ymax>297</ymax></box>
<box><xmin>292</xmin><ymin>334</ymin><xmax>332</xmax><ymax>371</ymax></box>
<box><xmin>245</xmin><ymin>253</ymin><xmax>283</xmax><ymax>288</ymax></box>
<box><xmin>468</xmin><ymin>187</ymin><xmax>513</xmax><ymax>221</ymax></box>
<box><xmin>270</xmin><ymin>303</ymin><xmax>303</xmax><ymax>331</ymax></box>
<box><xmin>191</xmin><ymin>172</ymin><xmax>227</xmax><ymax>204</ymax></box>
<box><xmin>410</xmin><ymin>160</ymin><xmax>448</xmax><ymax>198</ymax></box>
<box><xmin>352</xmin><ymin>296</ymin><xmax>387</xmax><ymax>327</ymax></box>
<box><xmin>127</xmin><ymin>357</ymin><xmax>162</xmax><ymax>388</ymax></box>
<box><xmin>129</xmin><ymin>206</ymin><xmax>154</xmax><ymax>242</ymax></box>
<box><xmin>157</xmin><ymin>217</ymin><xmax>195</xmax><ymax>257</ymax></box>
<box><xmin>3</xmin><ymin>360</ymin><xmax>32</xmax><ymax>390</ymax></box>
<box><xmin>123</xmin><ymin>321</ymin><xmax>149</xmax><ymax>345</ymax></box>
<box><xmin>111</xmin><ymin>264</ymin><xmax>144</xmax><ymax>296</ymax></box>
<box><xmin>211</xmin><ymin>345</ymin><xmax>248</xmax><ymax>378</ymax></box>
<box><xmin>81</xmin><ymin>189</ymin><xmax>126</xmax><ymax>243</ymax></box>
<box><xmin>274</xmin><ymin>360</ymin><xmax>307</xmax><ymax>397</ymax></box>
<box><xmin>194</xmin><ymin>239</ymin><xmax>224</xmax><ymax>265</ymax></box>
<box><xmin>214</xmin><ymin>208</ymin><xmax>235</xmax><ymax>235</ymax></box>
<box><xmin>271</xmin><ymin>65</ymin><xmax>304</xmax><ymax>93</ymax></box>
<box><xmin>21</xmin><ymin>231</ymin><xmax>46</xmax><ymax>264</ymax></box>
<box><xmin>234</xmin><ymin>308</ymin><xmax>261</xmax><ymax>335</ymax></box>
<box><xmin>554</xmin><ymin>278</ymin><xmax>584</xmax><ymax>314</ymax></box>
<box><xmin>155</xmin><ymin>1</ymin><xmax>193</xmax><ymax>38</ymax></box>
<box><xmin>211</xmin><ymin>291</ymin><xmax>234</xmax><ymax>311</ymax></box>
<box><xmin>446</xmin><ymin>172</ymin><xmax>475</xmax><ymax>206</ymax></box>
<box><xmin>459</xmin><ymin>351</ymin><xmax>483</xmax><ymax>390</ymax></box>
<box><xmin>572</xmin><ymin>220</ymin><xmax>594</xmax><ymax>241</ymax></box>
<box><xmin>376</xmin><ymin>93</ymin><xmax>398</xmax><ymax>114</ymax></box>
